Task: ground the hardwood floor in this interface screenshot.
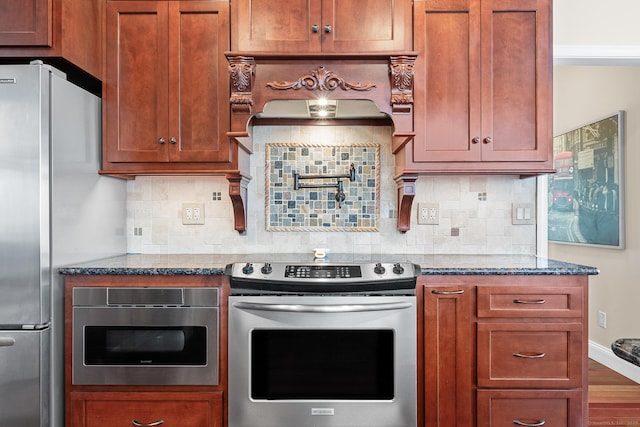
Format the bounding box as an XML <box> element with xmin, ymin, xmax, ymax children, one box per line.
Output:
<box><xmin>589</xmin><ymin>358</ymin><xmax>640</xmax><ymax>425</ymax></box>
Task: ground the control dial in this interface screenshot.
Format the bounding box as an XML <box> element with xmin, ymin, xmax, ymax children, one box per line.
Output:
<box><xmin>242</xmin><ymin>263</ymin><xmax>254</xmax><ymax>274</ymax></box>
<box><xmin>261</xmin><ymin>263</ymin><xmax>273</xmax><ymax>274</ymax></box>
<box><xmin>393</xmin><ymin>263</ymin><xmax>405</xmax><ymax>274</ymax></box>
<box><xmin>374</xmin><ymin>262</ymin><xmax>386</xmax><ymax>274</ymax></box>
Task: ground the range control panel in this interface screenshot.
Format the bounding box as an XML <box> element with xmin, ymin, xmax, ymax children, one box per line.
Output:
<box><xmin>284</xmin><ymin>265</ymin><xmax>362</xmax><ymax>279</ymax></box>
<box><xmin>227</xmin><ymin>262</ymin><xmax>419</xmax><ymax>284</ymax></box>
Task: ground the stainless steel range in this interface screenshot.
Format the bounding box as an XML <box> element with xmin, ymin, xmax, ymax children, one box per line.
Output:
<box><xmin>227</xmin><ymin>260</ymin><xmax>419</xmax><ymax>427</ymax></box>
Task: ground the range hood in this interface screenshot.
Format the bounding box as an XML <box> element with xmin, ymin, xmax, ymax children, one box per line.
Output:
<box><xmin>224</xmin><ymin>53</ymin><xmax>419</xmax><ymax>235</ymax></box>
<box><xmin>256</xmin><ymin>99</ymin><xmax>389</xmax><ymax>120</ymax></box>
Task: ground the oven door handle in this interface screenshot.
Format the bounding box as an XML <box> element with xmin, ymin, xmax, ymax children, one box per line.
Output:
<box><xmin>233</xmin><ymin>301</ymin><xmax>414</xmax><ymax>313</ymax></box>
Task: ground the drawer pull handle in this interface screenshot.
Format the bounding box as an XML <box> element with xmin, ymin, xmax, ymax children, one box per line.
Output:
<box><xmin>432</xmin><ymin>289</ymin><xmax>464</xmax><ymax>295</ymax></box>
<box><xmin>513</xmin><ymin>419</ymin><xmax>545</xmax><ymax>426</ymax></box>
<box><xmin>513</xmin><ymin>352</ymin><xmax>546</xmax><ymax>359</ymax></box>
<box><xmin>513</xmin><ymin>299</ymin><xmax>546</xmax><ymax>304</ymax></box>
<box><xmin>132</xmin><ymin>420</ymin><xmax>164</xmax><ymax>427</ymax></box>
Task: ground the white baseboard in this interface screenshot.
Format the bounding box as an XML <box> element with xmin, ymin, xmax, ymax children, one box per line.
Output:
<box><xmin>589</xmin><ymin>340</ymin><xmax>640</xmax><ymax>384</ymax></box>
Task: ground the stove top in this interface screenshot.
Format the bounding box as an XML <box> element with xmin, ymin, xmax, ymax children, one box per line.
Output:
<box><xmin>226</xmin><ymin>261</ymin><xmax>420</xmax><ymax>295</ymax></box>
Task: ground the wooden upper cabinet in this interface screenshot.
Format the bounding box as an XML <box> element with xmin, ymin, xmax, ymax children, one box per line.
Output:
<box><xmin>410</xmin><ymin>0</ymin><xmax>553</xmax><ymax>173</ymax></box>
<box><xmin>0</xmin><ymin>0</ymin><xmax>51</xmax><ymax>46</ymax></box>
<box><xmin>0</xmin><ymin>0</ymin><xmax>101</xmax><ymax>78</ymax></box>
<box><xmin>103</xmin><ymin>0</ymin><xmax>231</xmax><ymax>169</ymax></box>
<box><xmin>231</xmin><ymin>0</ymin><xmax>412</xmax><ymax>52</ymax></box>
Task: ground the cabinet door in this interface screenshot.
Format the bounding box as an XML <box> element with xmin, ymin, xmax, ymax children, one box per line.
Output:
<box><xmin>413</xmin><ymin>0</ymin><xmax>482</xmax><ymax>162</ymax></box>
<box><xmin>0</xmin><ymin>0</ymin><xmax>51</xmax><ymax>46</ymax></box>
<box><xmin>412</xmin><ymin>0</ymin><xmax>552</xmax><ymax>169</ymax></box>
<box><xmin>168</xmin><ymin>1</ymin><xmax>230</xmax><ymax>162</ymax></box>
<box><xmin>423</xmin><ymin>284</ymin><xmax>475</xmax><ymax>426</ymax></box>
<box><xmin>480</xmin><ymin>0</ymin><xmax>551</xmax><ymax>162</ymax></box>
<box><xmin>104</xmin><ymin>1</ymin><xmax>170</xmax><ymax>163</ymax></box>
<box><xmin>321</xmin><ymin>0</ymin><xmax>412</xmax><ymax>52</ymax></box>
<box><xmin>231</xmin><ymin>0</ymin><xmax>321</xmax><ymax>52</ymax></box>
<box><xmin>69</xmin><ymin>391</ymin><xmax>223</xmax><ymax>427</ymax></box>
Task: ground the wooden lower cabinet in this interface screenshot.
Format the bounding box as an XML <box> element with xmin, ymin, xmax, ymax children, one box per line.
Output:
<box><xmin>69</xmin><ymin>391</ymin><xmax>223</xmax><ymax>427</ymax></box>
<box><xmin>420</xmin><ymin>275</ymin><xmax>588</xmax><ymax>427</ymax></box>
<box><xmin>422</xmin><ymin>282</ymin><xmax>476</xmax><ymax>426</ymax></box>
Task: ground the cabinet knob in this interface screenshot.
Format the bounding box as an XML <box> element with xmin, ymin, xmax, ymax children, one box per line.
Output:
<box><xmin>312</xmin><ymin>24</ymin><xmax>320</xmax><ymax>33</ymax></box>
<box><xmin>169</xmin><ymin>137</ymin><xmax>177</xmax><ymax>144</ymax></box>
<box><xmin>324</xmin><ymin>24</ymin><xmax>332</xmax><ymax>33</ymax></box>
<box><xmin>158</xmin><ymin>137</ymin><xmax>166</xmax><ymax>144</ymax></box>
<box><xmin>483</xmin><ymin>136</ymin><xmax>492</xmax><ymax>144</ymax></box>
<box><xmin>472</xmin><ymin>137</ymin><xmax>480</xmax><ymax>144</ymax></box>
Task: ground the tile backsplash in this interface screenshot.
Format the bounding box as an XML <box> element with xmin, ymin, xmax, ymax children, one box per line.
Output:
<box><xmin>266</xmin><ymin>142</ymin><xmax>380</xmax><ymax>231</ymax></box>
<box><xmin>127</xmin><ymin>125</ymin><xmax>537</xmax><ymax>255</ymax></box>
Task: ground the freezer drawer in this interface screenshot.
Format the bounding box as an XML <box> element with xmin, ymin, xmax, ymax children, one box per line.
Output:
<box><xmin>0</xmin><ymin>328</ymin><xmax>50</xmax><ymax>427</ymax></box>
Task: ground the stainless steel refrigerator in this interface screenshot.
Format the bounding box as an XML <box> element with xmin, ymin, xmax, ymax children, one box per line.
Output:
<box><xmin>0</xmin><ymin>62</ymin><xmax>126</xmax><ymax>427</ymax></box>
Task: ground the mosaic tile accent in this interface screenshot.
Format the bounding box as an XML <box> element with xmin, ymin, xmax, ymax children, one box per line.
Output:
<box><xmin>266</xmin><ymin>143</ymin><xmax>380</xmax><ymax>231</ymax></box>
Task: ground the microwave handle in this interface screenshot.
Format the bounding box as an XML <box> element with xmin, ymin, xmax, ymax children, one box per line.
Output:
<box><xmin>233</xmin><ymin>301</ymin><xmax>413</xmax><ymax>313</ymax></box>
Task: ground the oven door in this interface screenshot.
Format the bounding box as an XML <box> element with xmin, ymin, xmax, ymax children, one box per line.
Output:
<box><xmin>228</xmin><ymin>295</ymin><xmax>416</xmax><ymax>427</ymax></box>
<box><xmin>73</xmin><ymin>306</ymin><xmax>218</xmax><ymax>385</ymax></box>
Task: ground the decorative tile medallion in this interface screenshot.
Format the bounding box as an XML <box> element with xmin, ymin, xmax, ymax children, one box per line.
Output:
<box><xmin>266</xmin><ymin>143</ymin><xmax>380</xmax><ymax>231</ymax></box>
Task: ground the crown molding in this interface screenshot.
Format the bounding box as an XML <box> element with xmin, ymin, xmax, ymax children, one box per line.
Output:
<box><xmin>554</xmin><ymin>45</ymin><xmax>640</xmax><ymax>65</ymax></box>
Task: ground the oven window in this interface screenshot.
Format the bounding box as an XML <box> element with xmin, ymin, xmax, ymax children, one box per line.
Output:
<box><xmin>251</xmin><ymin>329</ymin><xmax>394</xmax><ymax>400</ymax></box>
<box><xmin>84</xmin><ymin>326</ymin><xmax>206</xmax><ymax>365</ymax></box>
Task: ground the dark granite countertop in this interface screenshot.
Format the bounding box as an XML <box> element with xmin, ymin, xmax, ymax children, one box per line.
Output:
<box><xmin>58</xmin><ymin>254</ymin><xmax>599</xmax><ymax>276</ymax></box>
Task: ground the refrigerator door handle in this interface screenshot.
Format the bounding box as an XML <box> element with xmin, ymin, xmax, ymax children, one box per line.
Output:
<box><xmin>0</xmin><ymin>337</ymin><xmax>16</xmax><ymax>347</ymax></box>
<box><xmin>20</xmin><ymin>322</ymin><xmax>51</xmax><ymax>331</ymax></box>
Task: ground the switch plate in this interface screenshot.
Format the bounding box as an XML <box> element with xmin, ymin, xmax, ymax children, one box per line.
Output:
<box><xmin>418</xmin><ymin>203</ymin><xmax>439</xmax><ymax>225</ymax></box>
<box><xmin>182</xmin><ymin>203</ymin><xmax>205</xmax><ymax>225</ymax></box>
<box><xmin>511</xmin><ymin>203</ymin><xmax>534</xmax><ymax>225</ymax></box>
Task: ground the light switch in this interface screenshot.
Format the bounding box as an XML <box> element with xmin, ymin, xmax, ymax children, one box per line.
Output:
<box><xmin>512</xmin><ymin>203</ymin><xmax>534</xmax><ymax>225</ymax></box>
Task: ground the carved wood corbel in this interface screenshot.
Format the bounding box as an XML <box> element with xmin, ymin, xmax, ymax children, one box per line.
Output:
<box><xmin>395</xmin><ymin>174</ymin><xmax>418</xmax><ymax>233</ymax></box>
<box><xmin>228</xmin><ymin>55</ymin><xmax>255</xmax><ymax>114</ymax></box>
<box><xmin>389</xmin><ymin>55</ymin><xmax>415</xmax><ymax>113</ymax></box>
<box><xmin>226</xmin><ymin>173</ymin><xmax>251</xmax><ymax>234</ymax></box>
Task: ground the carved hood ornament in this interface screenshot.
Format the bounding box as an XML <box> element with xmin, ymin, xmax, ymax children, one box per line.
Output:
<box><xmin>266</xmin><ymin>66</ymin><xmax>376</xmax><ymax>91</ymax></box>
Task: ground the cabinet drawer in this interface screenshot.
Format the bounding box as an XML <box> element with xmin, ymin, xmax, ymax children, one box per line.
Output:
<box><xmin>477</xmin><ymin>286</ymin><xmax>583</xmax><ymax>318</ymax></box>
<box><xmin>70</xmin><ymin>391</ymin><xmax>223</xmax><ymax>427</ymax></box>
<box><xmin>477</xmin><ymin>389</ymin><xmax>584</xmax><ymax>427</ymax></box>
<box><xmin>477</xmin><ymin>323</ymin><xmax>583</xmax><ymax>388</ymax></box>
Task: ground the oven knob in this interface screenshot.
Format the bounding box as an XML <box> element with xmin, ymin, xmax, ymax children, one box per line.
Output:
<box><xmin>393</xmin><ymin>263</ymin><xmax>405</xmax><ymax>274</ymax></box>
<box><xmin>242</xmin><ymin>263</ymin><xmax>254</xmax><ymax>274</ymax></box>
<box><xmin>261</xmin><ymin>263</ymin><xmax>273</xmax><ymax>274</ymax></box>
<box><xmin>374</xmin><ymin>262</ymin><xmax>386</xmax><ymax>274</ymax></box>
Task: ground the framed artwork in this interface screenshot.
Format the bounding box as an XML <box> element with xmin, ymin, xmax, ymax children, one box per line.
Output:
<box><xmin>548</xmin><ymin>111</ymin><xmax>624</xmax><ymax>248</ymax></box>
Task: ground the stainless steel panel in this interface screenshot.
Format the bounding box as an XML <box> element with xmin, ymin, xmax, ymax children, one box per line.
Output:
<box><xmin>0</xmin><ymin>328</ymin><xmax>50</xmax><ymax>427</ymax></box>
<box><xmin>228</xmin><ymin>295</ymin><xmax>417</xmax><ymax>427</ymax></box>
<box><xmin>72</xmin><ymin>305</ymin><xmax>219</xmax><ymax>385</ymax></box>
<box><xmin>0</xmin><ymin>65</ymin><xmax>49</xmax><ymax>326</ymax></box>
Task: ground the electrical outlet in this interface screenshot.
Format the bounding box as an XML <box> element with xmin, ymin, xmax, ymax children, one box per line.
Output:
<box><xmin>598</xmin><ymin>310</ymin><xmax>607</xmax><ymax>328</ymax></box>
<box><xmin>417</xmin><ymin>203</ymin><xmax>439</xmax><ymax>225</ymax></box>
<box><xmin>182</xmin><ymin>203</ymin><xmax>205</xmax><ymax>225</ymax></box>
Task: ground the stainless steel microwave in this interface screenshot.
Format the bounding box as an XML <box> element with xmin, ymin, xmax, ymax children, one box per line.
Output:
<box><xmin>72</xmin><ymin>287</ymin><xmax>219</xmax><ymax>385</ymax></box>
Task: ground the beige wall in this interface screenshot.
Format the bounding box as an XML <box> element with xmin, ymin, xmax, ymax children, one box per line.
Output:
<box><xmin>554</xmin><ymin>0</ymin><xmax>640</xmax><ymax>46</ymax></box>
<box><xmin>551</xmin><ymin>65</ymin><xmax>640</xmax><ymax>358</ymax></box>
